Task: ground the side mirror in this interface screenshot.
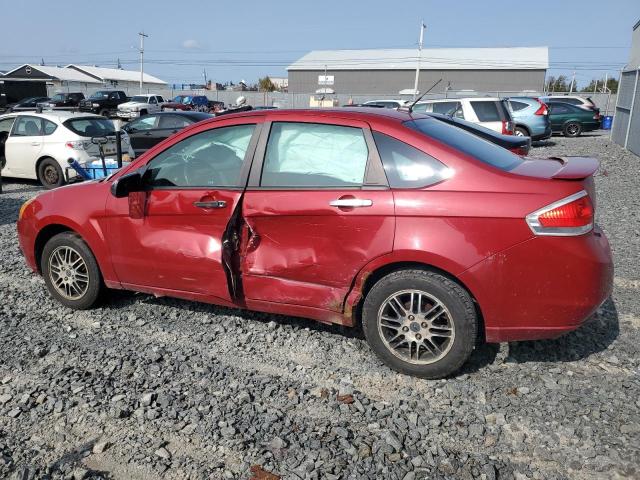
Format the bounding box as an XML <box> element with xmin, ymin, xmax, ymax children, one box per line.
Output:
<box><xmin>111</xmin><ymin>171</ymin><xmax>142</xmax><ymax>198</ymax></box>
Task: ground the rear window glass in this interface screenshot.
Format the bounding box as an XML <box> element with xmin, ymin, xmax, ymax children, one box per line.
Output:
<box><xmin>64</xmin><ymin>118</ymin><xmax>115</xmax><ymax>137</ymax></box>
<box><xmin>405</xmin><ymin>118</ymin><xmax>523</xmax><ymax>171</ymax></box>
<box><xmin>470</xmin><ymin>101</ymin><xmax>507</xmax><ymax>122</ymax></box>
<box><xmin>373</xmin><ymin>132</ymin><xmax>451</xmax><ymax>188</ymax></box>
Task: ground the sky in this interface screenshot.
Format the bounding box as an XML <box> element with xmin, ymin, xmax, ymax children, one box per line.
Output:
<box><xmin>0</xmin><ymin>0</ymin><xmax>638</xmax><ymax>89</ymax></box>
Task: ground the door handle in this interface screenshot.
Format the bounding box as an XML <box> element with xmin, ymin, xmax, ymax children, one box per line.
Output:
<box><xmin>143</xmin><ymin>132</ymin><xmax>152</xmax><ymax>136</ymax></box>
<box><xmin>329</xmin><ymin>198</ymin><xmax>372</xmax><ymax>208</ymax></box>
<box><xmin>31</xmin><ymin>142</ymin><xmax>41</xmax><ymax>146</ymax></box>
<box><xmin>193</xmin><ymin>200</ymin><xmax>227</xmax><ymax>209</ymax></box>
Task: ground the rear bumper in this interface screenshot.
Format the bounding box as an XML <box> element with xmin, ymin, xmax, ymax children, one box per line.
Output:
<box><xmin>531</xmin><ymin>124</ymin><xmax>552</xmax><ymax>140</ymax></box>
<box><xmin>460</xmin><ymin>225</ymin><xmax>613</xmax><ymax>343</ymax></box>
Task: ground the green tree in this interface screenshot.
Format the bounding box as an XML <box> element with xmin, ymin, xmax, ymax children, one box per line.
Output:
<box><xmin>258</xmin><ymin>76</ymin><xmax>277</xmax><ymax>92</ymax></box>
<box><xmin>580</xmin><ymin>77</ymin><xmax>618</xmax><ymax>94</ymax></box>
<box><xmin>545</xmin><ymin>75</ymin><xmax>570</xmax><ymax>93</ymax></box>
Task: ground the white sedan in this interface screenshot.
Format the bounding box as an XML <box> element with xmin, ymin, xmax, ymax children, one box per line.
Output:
<box><xmin>0</xmin><ymin>111</ymin><xmax>133</xmax><ymax>188</ymax></box>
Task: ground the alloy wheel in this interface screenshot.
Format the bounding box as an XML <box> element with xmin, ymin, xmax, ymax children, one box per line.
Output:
<box><xmin>43</xmin><ymin>165</ymin><xmax>59</xmax><ymax>185</ymax></box>
<box><xmin>48</xmin><ymin>246</ymin><xmax>89</xmax><ymax>300</ymax></box>
<box><xmin>377</xmin><ymin>289</ymin><xmax>455</xmax><ymax>365</ymax></box>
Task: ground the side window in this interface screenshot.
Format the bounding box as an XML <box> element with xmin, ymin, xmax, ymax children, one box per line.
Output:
<box><xmin>144</xmin><ymin>124</ymin><xmax>255</xmax><ymax>188</ymax></box>
<box><xmin>412</xmin><ymin>103</ymin><xmax>429</xmax><ymax>113</ymax></box>
<box><xmin>157</xmin><ymin>96</ymin><xmax>165</xmax><ymax>103</ymax></box>
<box><xmin>149</xmin><ymin>97</ymin><xmax>157</xmax><ymax>104</ymax></box>
<box><xmin>130</xmin><ymin>116</ymin><xmax>157</xmax><ymax>130</ymax></box>
<box><xmin>261</xmin><ymin>122</ymin><xmax>369</xmax><ymax>188</ymax></box>
<box><xmin>373</xmin><ymin>132</ymin><xmax>450</xmax><ymax>188</ymax></box>
<box><xmin>158</xmin><ymin>115</ymin><xmax>190</xmax><ymax>129</ymax></box>
<box><xmin>470</xmin><ymin>101</ymin><xmax>502</xmax><ymax>122</ymax></box>
<box><xmin>43</xmin><ymin>119</ymin><xmax>57</xmax><ymax>135</ymax></box>
<box><xmin>0</xmin><ymin>117</ymin><xmax>16</xmax><ymax>134</ymax></box>
<box><xmin>11</xmin><ymin>117</ymin><xmax>42</xmax><ymax>137</ymax></box>
<box><xmin>509</xmin><ymin>101</ymin><xmax>528</xmax><ymax>112</ymax></box>
<box><xmin>432</xmin><ymin>102</ymin><xmax>459</xmax><ymax>115</ymax></box>
<box><xmin>550</xmin><ymin>104</ymin><xmax>569</xmax><ymax>114</ymax></box>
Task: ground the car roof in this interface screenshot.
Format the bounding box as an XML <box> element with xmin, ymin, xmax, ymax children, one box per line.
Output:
<box><xmin>0</xmin><ymin>111</ymin><xmax>103</xmax><ymax>122</ymax></box>
<box><xmin>417</xmin><ymin>97</ymin><xmax>501</xmax><ymax>104</ymax></box>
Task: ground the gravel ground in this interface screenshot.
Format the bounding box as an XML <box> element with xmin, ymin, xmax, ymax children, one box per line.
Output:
<box><xmin>0</xmin><ymin>132</ymin><xmax>638</xmax><ymax>480</ymax></box>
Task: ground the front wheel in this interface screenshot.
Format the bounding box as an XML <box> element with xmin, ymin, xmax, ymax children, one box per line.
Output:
<box><xmin>41</xmin><ymin>232</ymin><xmax>103</xmax><ymax>309</ymax></box>
<box><xmin>563</xmin><ymin>122</ymin><xmax>582</xmax><ymax>137</ymax></box>
<box><xmin>362</xmin><ymin>269</ymin><xmax>477</xmax><ymax>379</ymax></box>
<box><xmin>37</xmin><ymin>158</ymin><xmax>65</xmax><ymax>189</ymax></box>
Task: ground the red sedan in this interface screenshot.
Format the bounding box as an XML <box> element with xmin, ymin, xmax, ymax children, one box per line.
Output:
<box><xmin>16</xmin><ymin>108</ymin><xmax>613</xmax><ymax>378</ymax></box>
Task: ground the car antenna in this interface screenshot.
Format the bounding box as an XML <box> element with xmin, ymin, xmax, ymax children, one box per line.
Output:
<box><xmin>405</xmin><ymin>78</ymin><xmax>442</xmax><ymax>114</ymax></box>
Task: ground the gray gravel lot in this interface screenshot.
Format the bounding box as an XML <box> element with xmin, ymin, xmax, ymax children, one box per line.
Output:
<box><xmin>0</xmin><ymin>132</ymin><xmax>639</xmax><ymax>480</ymax></box>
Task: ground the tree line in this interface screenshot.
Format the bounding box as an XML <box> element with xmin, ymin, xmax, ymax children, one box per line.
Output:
<box><xmin>545</xmin><ymin>75</ymin><xmax>618</xmax><ymax>93</ymax></box>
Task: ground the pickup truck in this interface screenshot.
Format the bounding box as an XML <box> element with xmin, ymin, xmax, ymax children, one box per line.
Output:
<box><xmin>78</xmin><ymin>90</ymin><xmax>129</xmax><ymax>118</ymax></box>
<box><xmin>38</xmin><ymin>92</ymin><xmax>85</xmax><ymax>110</ymax></box>
<box><xmin>117</xmin><ymin>94</ymin><xmax>165</xmax><ymax>119</ymax></box>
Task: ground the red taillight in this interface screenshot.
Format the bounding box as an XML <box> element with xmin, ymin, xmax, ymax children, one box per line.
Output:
<box><xmin>534</xmin><ymin>100</ymin><xmax>548</xmax><ymax>116</ymax></box>
<box><xmin>501</xmin><ymin>120</ymin><xmax>514</xmax><ymax>135</ymax></box>
<box><xmin>526</xmin><ymin>191</ymin><xmax>594</xmax><ymax>235</ymax></box>
<box><xmin>594</xmin><ymin>113</ymin><xmax>601</xmax><ymax>120</ymax></box>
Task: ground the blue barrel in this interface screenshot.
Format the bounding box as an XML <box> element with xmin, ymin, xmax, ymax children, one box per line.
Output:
<box><xmin>602</xmin><ymin>115</ymin><xmax>613</xmax><ymax>130</ymax></box>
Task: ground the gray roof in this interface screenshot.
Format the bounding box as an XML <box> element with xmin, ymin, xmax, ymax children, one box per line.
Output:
<box><xmin>67</xmin><ymin>65</ymin><xmax>166</xmax><ymax>85</ymax></box>
<box><xmin>288</xmin><ymin>47</ymin><xmax>549</xmax><ymax>71</ymax></box>
<box><xmin>3</xmin><ymin>64</ymin><xmax>101</xmax><ymax>83</ymax></box>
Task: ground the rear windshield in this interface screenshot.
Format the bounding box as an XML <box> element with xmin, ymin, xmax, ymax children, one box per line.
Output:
<box><xmin>405</xmin><ymin>117</ymin><xmax>523</xmax><ymax>171</ymax></box>
<box><xmin>470</xmin><ymin>100</ymin><xmax>509</xmax><ymax>122</ymax></box>
<box><xmin>64</xmin><ymin>117</ymin><xmax>115</xmax><ymax>137</ymax></box>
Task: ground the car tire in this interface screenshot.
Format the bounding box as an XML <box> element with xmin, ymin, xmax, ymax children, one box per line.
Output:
<box><xmin>563</xmin><ymin>122</ymin><xmax>582</xmax><ymax>137</ymax></box>
<box><xmin>515</xmin><ymin>126</ymin><xmax>529</xmax><ymax>137</ymax></box>
<box><xmin>41</xmin><ymin>232</ymin><xmax>103</xmax><ymax>310</ymax></box>
<box><xmin>362</xmin><ymin>269</ymin><xmax>477</xmax><ymax>379</ymax></box>
<box><xmin>99</xmin><ymin>109</ymin><xmax>109</xmax><ymax>118</ymax></box>
<box><xmin>37</xmin><ymin>157</ymin><xmax>65</xmax><ymax>189</ymax></box>
<box><xmin>139</xmin><ymin>109</ymin><xmax>148</xmax><ymax>116</ymax></box>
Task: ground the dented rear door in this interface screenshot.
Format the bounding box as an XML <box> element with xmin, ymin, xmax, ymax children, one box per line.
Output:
<box><xmin>240</xmin><ymin>116</ymin><xmax>394</xmax><ymax>313</ymax></box>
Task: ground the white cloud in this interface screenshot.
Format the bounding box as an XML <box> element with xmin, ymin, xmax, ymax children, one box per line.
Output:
<box><xmin>182</xmin><ymin>39</ymin><xmax>201</xmax><ymax>49</ymax></box>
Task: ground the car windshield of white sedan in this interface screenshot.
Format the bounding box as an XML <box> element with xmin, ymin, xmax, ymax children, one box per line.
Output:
<box><xmin>262</xmin><ymin>122</ymin><xmax>368</xmax><ymax>187</ymax></box>
<box><xmin>130</xmin><ymin>96</ymin><xmax>149</xmax><ymax>103</ymax></box>
<box><xmin>406</xmin><ymin>118</ymin><xmax>523</xmax><ymax>171</ymax></box>
<box><xmin>64</xmin><ymin>118</ymin><xmax>115</xmax><ymax>137</ymax></box>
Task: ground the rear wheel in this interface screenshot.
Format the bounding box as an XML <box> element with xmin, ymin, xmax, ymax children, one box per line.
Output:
<box><xmin>41</xmin><ymin>232</ymin><xmax>103</xmax><ymax>309</ymax></box>
<box><xmin>362</xmin><ymin>269</ymin><xmax>477</xmax><ymax>379</ymax></box>
<box><xmin>37</xmin><ymin>158</ymin><xmax>65</xmax><ymax>189</ymax></box>
<box><xmin>515</xmin><ymin>126</ymin><xmax>529</xmax><ymax>137</ymax></box>
<box><xmin>99</xmin><ymin>109</ymin><xmax>109</xmax><ymax>118</ymax></box>
<box><xmin>563</xmin><ymin>122</ymin><xmax>582</xmax><ymax>137</ymax></box>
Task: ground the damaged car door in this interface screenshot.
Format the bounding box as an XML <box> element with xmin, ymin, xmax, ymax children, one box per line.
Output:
<box><xmin>105</xmin><ymin>119</ymin><xmax>260</xmax><ymax>303</ymax></box>
<box><xmin>240</xmin><ymin>118</ymin><xmax>395</xmax><ymax>319</ymax></box>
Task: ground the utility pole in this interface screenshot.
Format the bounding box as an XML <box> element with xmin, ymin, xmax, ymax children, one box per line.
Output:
<box><xmin>203</xmin><ymin>68</ymin><xmax>207</xmax><ymax>88</ymax></box>
<box><xmin>412</xmin><ymin>21</ymin><xmax>426</xmax><ymax>101</ymax></box>
<box><xmin>138</xmin><ymin>31</ymin><xmax>148</xmax><ymax>93</ymax></box>
<box><xmin>570</xmin><ymin>70</ymin><xmax>576</xmax><ymax>93</ymax></box>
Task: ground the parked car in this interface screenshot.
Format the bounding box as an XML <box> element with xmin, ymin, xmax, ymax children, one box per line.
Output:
<box><xmin>413</xmin><ymin>98</ymin><xmax>515</xmax><ymax>134</ymax></box>
<box><xmin>363</xmin><ymin>99</ymin><xmax>408</xmax><ymax>109</ymax></box>
<box><xmin>2</xmin><ymin>96</ymin><xmax>50</xmax><ymax>113</ymax></box>
<box><xmin>427</xmin><ymin>113</ymin><xmax>531</xmax><ymax>155</ymax></box>
<box><xmin>541</xmin><ymin>95</ymin><xmax>598</xmax><ymax>112</ymax></box>
<box><xmin>39</xmin><ymin>92</ymin><xmax>85</xmax><ymax>110</ymax></box>
<box><xmin>79</xmin><ymin>90</ymin><xmax>129</xmax><ymax>117</ymax></box>
<box><xmin>546</xmin><ymin>102</ymin><xmax>601</xmax><ymax>137</ymax></box>
<box><xmin>117</xmin><ymin>94</ymin><xmax>165</xmax><ymax>119</ymax></box>
<box><xmin>0</xmin><ymin>111</ymin><xmax>133</xmax><ymax>188</ymax></box>
<box><xmin>16</xmin><ymin>108</ymin><xmax>613</xmax><ymax>379</ymax></box>
<box><xmin>162</xmin><ymin>95</ymin><xmax>210</xmax><ymax>112</ymax></box>
<box><xmin>506</xmin><ymin>97</ymin><xmax>552</xmax><ymax>140</ymax></box>
<box><xmin>122</xmin><ymin>111</ymin><xmax>212</xmax><ymax>157</ymax></box>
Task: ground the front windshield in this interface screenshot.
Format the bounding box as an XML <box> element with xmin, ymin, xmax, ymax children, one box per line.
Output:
<box><xmin>181</xmin><ymin>96</ymin><xmax>193</xmax><ymax>104</ymax></box>
<box><xmin>130</xmin><ymin>96</ymin><xmax>148</xmax><ymax>103</ymax></box>
<box><xmin>64</xmin><ymin>118</ymin><xmax>115</xmax><ymax>137</ymax></box>
<box><xmin>89</xmin><ymin>91</ymin><xmax>110</xmax><ymax>100</ymax></box>
<box><xmin>51</xmin><ymin>94</ymin><xmax>65</xmax><ymax>102</ymax></box>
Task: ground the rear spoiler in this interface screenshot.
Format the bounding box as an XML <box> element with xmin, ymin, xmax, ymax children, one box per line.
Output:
<box><xmin>547</xmin><ymin>156</ymin><xmax>599</xmax><ymax>179</ymax></box>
